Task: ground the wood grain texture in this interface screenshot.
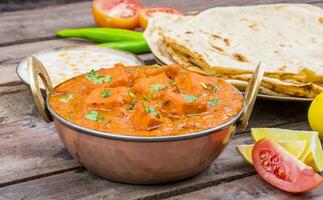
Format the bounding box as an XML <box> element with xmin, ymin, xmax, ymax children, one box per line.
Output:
<box><xmin>0</xmin><ymin>0</ymin><xmax>322</xmax><ymax>46</ymax></box>
<box><xmin>0</xmin><ymin>118</ymin><xmax>79</xmax><ymax>187</ymax></box>
<box><xmin>0</xmin><ymin>122</ymin><xmax>312</xmax><ymax>200</ymax></box>
<box><xmin>167</xmin><ymin>175</ymin><xmax>323</xmax><ymax>200</ymax></box>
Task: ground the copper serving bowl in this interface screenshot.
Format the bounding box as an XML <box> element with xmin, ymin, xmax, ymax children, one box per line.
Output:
<box><xmin>28</xmin><ymin>56</ymin><xmax>264</xmax><ymax>184</ymax></box>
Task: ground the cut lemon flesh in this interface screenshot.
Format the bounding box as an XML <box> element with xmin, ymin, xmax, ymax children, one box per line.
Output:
<box><xmin>251</xmin><ymin>128</ymin><xmax>323</xmax><ymax>172</ymax></box>
<box><xmin>237</xmin><ymin>140</ymin><xmax>306</xmax><ymax>165</ymax></box>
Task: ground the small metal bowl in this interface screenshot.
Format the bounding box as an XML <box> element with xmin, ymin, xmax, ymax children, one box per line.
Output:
<box><xmin>28</xmin><ymin>56</ymin><xmax>264</xmax><ymax>184</ymax></box>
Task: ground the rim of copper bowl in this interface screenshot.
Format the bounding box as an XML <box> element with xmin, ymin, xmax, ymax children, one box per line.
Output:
<box><xmin>46</xmin><ymin>95</ymin><xmax>244</xmax><ymax>143</ymax></box>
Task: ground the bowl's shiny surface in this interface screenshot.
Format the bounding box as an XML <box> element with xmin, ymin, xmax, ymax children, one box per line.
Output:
<box><xmin>54</xmin><ymin>119</ymin><xmax>237</xmax><ymax>184</ymax></box>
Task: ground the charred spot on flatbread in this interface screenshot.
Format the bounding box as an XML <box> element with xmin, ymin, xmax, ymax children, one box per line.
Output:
<box><xmin>232</xmin><ymin>53</ymin><xmax>249</xmax><ymax>63</ymax></box>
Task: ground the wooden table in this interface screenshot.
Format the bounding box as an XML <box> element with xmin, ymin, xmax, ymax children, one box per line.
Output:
<box><xmin>0</xmin><ymin>0</ymin><xmax>322</xmax><ymax>199</ymax></box>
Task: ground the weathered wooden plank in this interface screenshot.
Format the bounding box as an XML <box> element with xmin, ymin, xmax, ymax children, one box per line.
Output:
<box><xmin>0</xmin><ymin>0</ymin><xmax>89</xmax><ymax>12</ymax></box>
<box><xmin>167</xmin><ymin>175</ymin><xmax>323</xmax><ymax>200</ymax></box>
<box><xmin>0</xmin><ymin>118</ymin><xmax>79</xmax><ymax>187</ymax></box>
<box><xmin>0</xmin><ymin>121</ymin><xmax>312</xmax><ymax>200</ymax></box>
<box><xmin>0</xmin><ymin>0</ymin><xmax>322</xmax><ymax>46</ymax></box>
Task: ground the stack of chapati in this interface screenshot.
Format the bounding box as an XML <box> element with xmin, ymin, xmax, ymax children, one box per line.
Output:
<box><xmin>144</xmin><ymin>4</ymin><xmax>323</xmax><ymax>98</ymax></box>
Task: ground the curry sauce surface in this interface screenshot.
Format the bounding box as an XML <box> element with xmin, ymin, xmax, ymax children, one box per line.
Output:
<box><xmin>49</xmin><ymin>64</ymin><xmax>243</xmax><ymax>137</ymax></box>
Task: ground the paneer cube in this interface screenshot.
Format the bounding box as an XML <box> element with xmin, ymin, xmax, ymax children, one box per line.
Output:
<box><xmin>97</xmin><ymin>63</ymin><xmax>129</xmax><ymax>87</ymax></box>
<box><xmin>131</xmin><ymin>72</ymin><xmax>170</xmax><ymax>96</ymax></box>
<box><xmin>161</xmin><ymin>90</ymin><xmax>207</xmax><ymax>116</ymax></box>
<box><xmin>85</xmin><ymin>86</ymin><xmax>128</xmax><ymax>109</ymax></box>
<box><xmin>132</xmin><ymin>103</ymin><xmax>163</xmax><ymax>130</ymax></box>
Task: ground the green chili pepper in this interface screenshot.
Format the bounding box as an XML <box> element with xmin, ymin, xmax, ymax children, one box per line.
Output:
<box><xmin>98</xmin><ymin>40</ymin><xmax>151</xmax><ymax>54</ymax></box>
<box><xmin>56</xmin><ymin>28</ymin><xmax>144</xmax><ymax>43</ymax></box>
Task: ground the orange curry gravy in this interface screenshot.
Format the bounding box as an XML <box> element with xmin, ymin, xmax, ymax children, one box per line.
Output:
<box><xmin>49</xmin><ymin>64</ymin><xmax>243</xmax><ymax>137</ymax></box>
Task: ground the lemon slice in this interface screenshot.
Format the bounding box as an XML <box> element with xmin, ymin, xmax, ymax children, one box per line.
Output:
<box><xmin>236</xmin><ymin>144</ymin><xmax>254</xmax><ymax>164</ymax></box>
<box><xmin>251</xmin><ymin>128</ymin><xmax>323</xmax><ymax>172</ymax></box>
<box><xmin>237</xmin><ymin>140</ymin><xmax>307</xmax><ymax>165</ymax></box>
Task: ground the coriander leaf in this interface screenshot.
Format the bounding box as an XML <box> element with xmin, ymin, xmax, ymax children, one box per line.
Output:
<box><xmin>59</xmin><ymin>94</ymin><xmax>74</xmax><ymax>103</ymax></box>
<box><xmin>149</xmin><ymin>83</ymin><xmax>167</xmax><ymax>93</ymax></box>
<box><xmin>101</xmin><ymin>90</ymin><xmax>111</xmax><ymax>98</ymax></box>
<box><xmin>105</xmin><ymin>118</ymin><xmax>113</xmax><ymax>127</ymax></box>
<box><xmin>126</xmin><ymin>101</ymin><xmax>138</xmax><ymax>110</ymax></box>
<box><xmin>206</xmin><ymin>83</ymin><xmax>218</xmax><ymax>93</ymax></box>
<box><xmin>143</xmin><ymin>103</ymin><xmax>158</xmax><ymax>117</ymax></box>
<box><xmin>128</xmin><ymin>90</ymin><xmax>136</xmax><ymax>98</ymax></box>
<box><xmin>208</xmin><ymin>99</ymin><xmax>219</xmax><ymax>106</ymax></box>
<box><xmin>86</xmin><ymin>70</ymin><xmax>112</xmax><ymax>84</ymax></box>
<box><xmin>143</xmin><ymin>94</ymin><xmax>152</xmax><ymax>101</ymax></box>
<box><xmin>200</xmin><ymin>82</ymin><xmax>208</xmax><ymax>89</ymax></box>
<box><xmin>170</xmin><ymin>80</ymin><xmax>177</xmax><ymax>86</ymax></box>
<box><xmin>84</xmin><ymin>111</ymin><xmax>104</xmax><ymax>122</ymax></box>
<box><xmin>181</xmin><ymin>94</ymin><xmax>197</xmax><ymax>103</ymax></box>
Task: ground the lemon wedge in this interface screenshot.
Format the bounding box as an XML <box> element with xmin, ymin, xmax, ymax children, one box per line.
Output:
<box><xmin>308</xmin><ymin>92</ymin><xmax>323</xmax><ymax>140</ymax></box>
<box><xmin>237</xmin><ymin>140</ymin><xmax>307</xmax><ymax>165</ymax></box>
<box><xmin>251</xmin><ymin>128</ymin><xmax>323</xmax><ymax>172</ymax></box>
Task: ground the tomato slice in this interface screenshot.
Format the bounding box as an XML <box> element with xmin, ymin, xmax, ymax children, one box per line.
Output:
<box><xmin>92</xmin><ymin>0</ymin><xmax>143</xmax><ymax>30</ymax></box>
<box><xmin>252</xmin><ymin>139</ymin><xmax>323</xmax><ymax>193</ymax></box>
<box><xmin>139</xmin><ymin>7</ymin><xmax>182</xmax><ymax>30</ymax></box>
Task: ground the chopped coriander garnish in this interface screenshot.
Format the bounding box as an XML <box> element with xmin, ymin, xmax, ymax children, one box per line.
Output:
<box><xmin>128</xmin><ymin>90</ymin><xmax>136</xmax><ymax>98</ymax></box>
<box><xmin>170</xmin><ymin>80</ymin><xmax>177</xmax><ymax>86</ymax></box>
<box><xmin>149</xmin><ymin>83</ymin><xmax>167</xmax><ymax>93</ymax></box>
<box><xmin>101</xmin><ymin>90</ymin><xmax>111</xmax><ymax>98</ymax></box>
<box><xmin>181</xmin><ymin>94</ymin><xmax>196</xmax><ymax>103</ymax></box>
<box><xmin>59</xmin><ymin>94</ymin><xmax>74</xmax><ymax>103</ymax></box>
<box><xmin>206</xmin><ymin>83</ymin><xmax>218</xmax><ymax>93</ymax></box>
<box><xmin>86</xmin><ymin>70</ymin><xmax>112</xmax><ymax>84</ymax></box>
<box><xmin>143</xmin><ymin>94</ymin><xmax>152</xmax><ymax>101</ymax></box>
<box><xmin>208</xmin><ymin>99</ymin><xmax>219</xmax><ymax>106</ymax></box>
<box><xmin>126</xmin><ymin>101</ymin><xmax>138</xmax><ymax>110</ymax></box>
<box><xmin>105</xmin><ymin>118</ymin><xmax>113</xmax><ymax>127</ymax></box>
<box><xmin>143</xmin><ymin>103</ymin><xmax>158</xmax><ymax>117</ymax></box>
<box><xmin>84</xmin><ymin>111</ymin><xmax>104</xmax><ymax>122</ymax></box>
<box><xmin>200</xmin><ymin>82</ymin><xmax>208</xmax><ymax>89</ymax></box>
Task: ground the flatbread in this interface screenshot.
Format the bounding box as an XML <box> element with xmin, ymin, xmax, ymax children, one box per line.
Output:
<box><xmin>144</xmin><ymin>4</ymin><xmax>323</xmax><ymax>97</ymax></box>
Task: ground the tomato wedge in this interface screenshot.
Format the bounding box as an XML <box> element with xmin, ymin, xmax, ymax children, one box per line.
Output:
<box><xmin>252</xmin><ymin>139</ymin><xmax>323</xmax><ymax>193</ymax></box>
<box><xmin>139</xmin><ymin>7</ymin><xmax>182</xmax><ymax>29</ymax></box>
<box><xmin>92</xmin><ymin>0</ymin><xmax>143</xmax><ymax>30</ymax></box>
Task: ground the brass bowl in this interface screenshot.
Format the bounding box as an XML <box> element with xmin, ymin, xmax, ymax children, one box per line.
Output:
<box><xmin>28</xmin><ymin>56</ymin><xmax>264</xmax><ymax>184</ymax></box>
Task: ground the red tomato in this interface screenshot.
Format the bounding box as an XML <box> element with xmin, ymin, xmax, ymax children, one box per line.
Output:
<box><xmin>139</xmin><ymin>7</ymin><xmax>182</xmax><ymax>29</ymax></box>
<box><xmin>92</xmin><ymin>0</ymin><xmax>143</xmax><ymax>30</ymax></box>
<box><xmin>252</xmin><ymin>139</ymin><xmax>323</xmax><ymax>193</ymax></box>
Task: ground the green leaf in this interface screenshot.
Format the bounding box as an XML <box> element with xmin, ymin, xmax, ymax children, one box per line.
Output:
<box><xmin>59</xmin><ymin>94</ymin><xmax>74</xmax><ymax>103</ymax></box>
<box><xmin>149</xmin><ymin>83</ymin><xmax>167</xmax><ymax>93</ymax></box>
<box><xmin>208</xmin><ymin>99</ymin><xmax>219</xmax><ymax>106</ymax></box>
<box><xmin>181</xmin><ymin>94</ymin><xmax>196</xmax><ymax>103</ymax></box>
<box><xmin>126</xmin><ymin>101</ymin><xmax>138</xmax><ymax>110</ymax></box>
<box><xmin>84</xmin><ymin>111</ymin><xmax>104</xmax><ymax>122</ymax></box>
<box><xmin>143</xmin><ymin>94</ymin><xmax>152</xmax><ymax>101</ymax></box>
<box><xmin>128</xmin><ymin>90</ymin><xmax>136</xmax><ymax>98</ymax></box>
<box><xmin>170</xmin><ymin>80</ymin><xmax>177</xmax><ymax>86</ymax></box>
<box><xmin>105</xmin><ymin>118</ymin><xmax>113</xmax><ymax>127</ymax></box>
<box><xmin>101</xmin><ymin>90</ymin><xmax>111</xmax><ymax>98</ymax></box>
<box><xmin>86</xmin><ymin>70</ymin><xmax>112</xmax><ymax>84</ymax></box>
<box><xmin>143</xmin><ymin>103</ymin><xmax>158</xmax><ymax>117</ymax></box>
<box><xmin>206</xmin><ymin>83</ymin><xmax>218</xmax><ymax>93</ymax></box>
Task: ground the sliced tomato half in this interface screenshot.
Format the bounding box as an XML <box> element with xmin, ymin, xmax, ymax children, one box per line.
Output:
<box><xmin>139</xmin><ymin>7</ymin><xmax>182</xmax><ymax>30</ymax></box>
<box><xmin>92</xmin><ymin>0</ymin><xmax>143</xmax><ymax>29</ymax></box>
<box><xmin>252</xmin><ymin>138</ymin><xmax>323</xmax><ymax>193</ymax></box>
